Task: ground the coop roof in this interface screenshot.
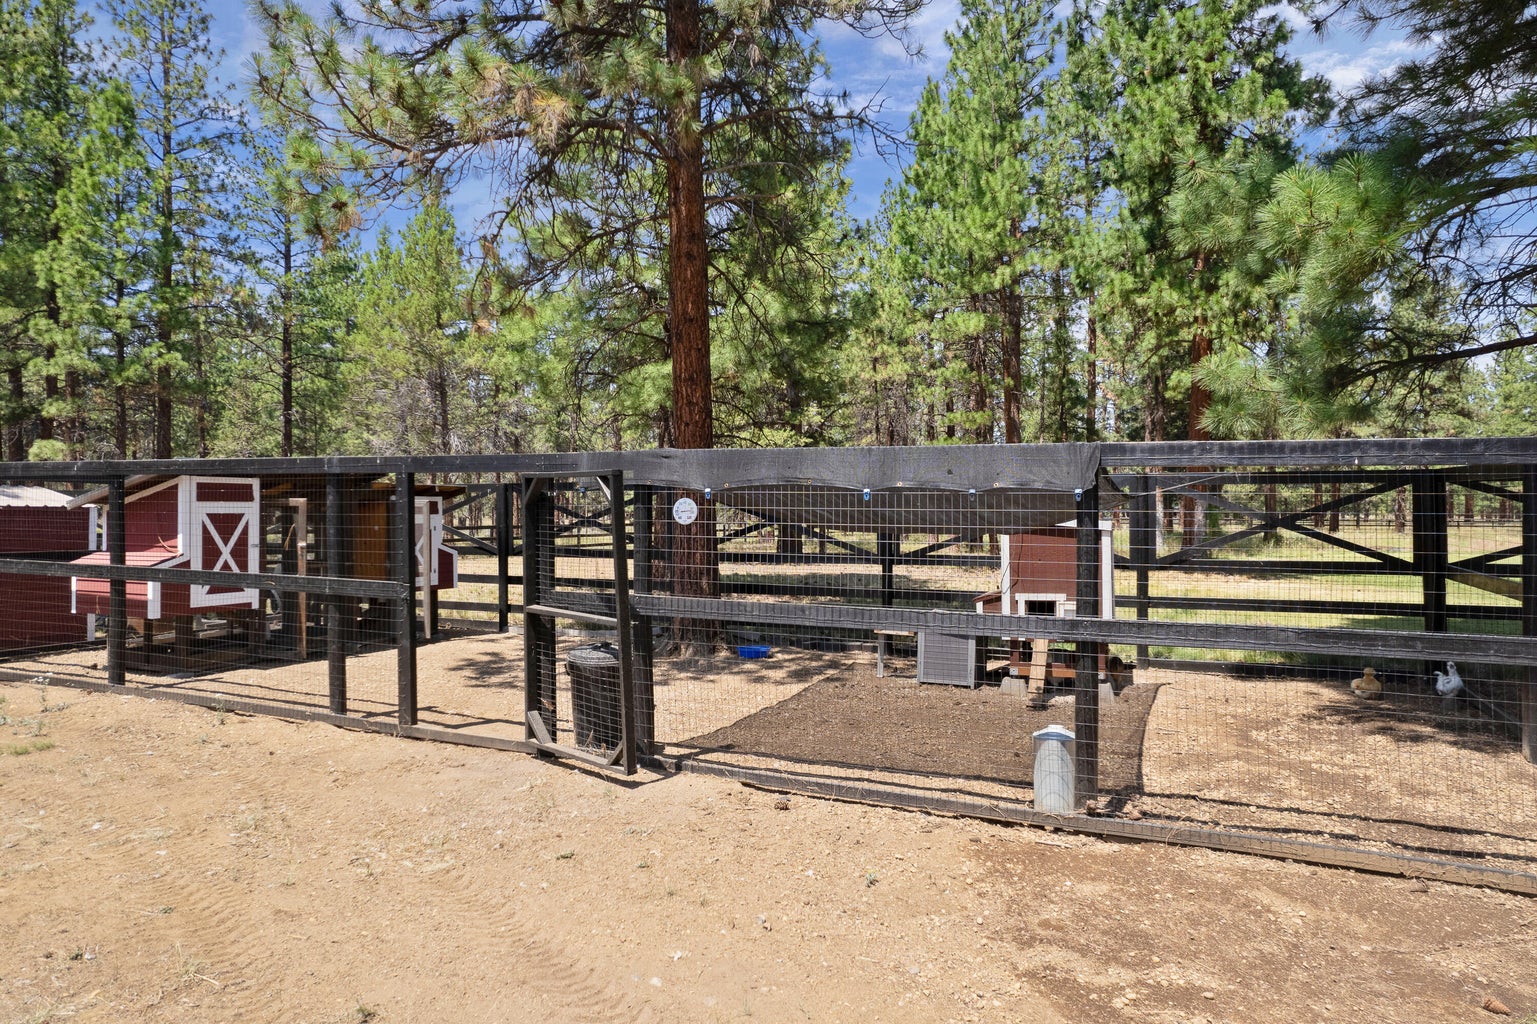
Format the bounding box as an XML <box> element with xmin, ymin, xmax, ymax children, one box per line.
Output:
<box><xmin>66</xmin><ymin>473</ymin><xmax>464</xmax><ymax>510</ymax></box>
<box><xmin>65</xmin><ymin>475</ymin><xmax>174</xmax><ymax>509</ymax></box>
<box><xmin>0</xmin><ymin>484</ymin><xmax>76</xmax><ymax>508</ymax></box>
<box><xmin>619</xmin><ymin>443</ymin><xmax>1109</xmax><ymax>531</ymax></box>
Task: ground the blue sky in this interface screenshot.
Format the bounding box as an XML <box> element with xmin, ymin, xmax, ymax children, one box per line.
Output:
<box><xmin>201</xmin><ymin>1</ymin><xmax>1418</xmax><ymax>229</ymax></box>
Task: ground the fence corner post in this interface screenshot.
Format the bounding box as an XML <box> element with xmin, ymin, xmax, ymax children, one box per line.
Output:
<box><xmin>1522</xmin><ymin>466</ymin><xmax>1537</xmax><ymax>764</ymax></box>
<box><xmin>395</xmin><ymin>470</ymin><xmax>417</xmax><ymax>727</ymax></box>
<box><xmin>1073</xmin><ymin>481</ymin><xmax>1101</xmax><ymax>805</ymax></box>
<box><xmin>326</xmin><ymin>474</ymin><xmax>348</xmax><ymax>714</ymax></box>
<box><xmin>106</xmin><ymin>476</ymin><xmax>127</xmax><ymax>687</ymax></box>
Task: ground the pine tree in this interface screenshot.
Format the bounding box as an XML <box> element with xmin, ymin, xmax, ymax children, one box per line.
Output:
<box><xmin>1071</xmin><ymin>0</ymin><xmax>1328</xmax><ymax>442</ymax></box>
<box><xmin>348</xmin><ymin>197</ymin><xmax>472</xmax><ymax>456</ymax></box>
<box><xmin>220</xmin><ymin>126</ymin><xmax>361</xmax><ymax>457</ymax></box>
<box><xmin>1482</xmin><ymin>338</ymin><xmax>1537</xmax><ymax>438</ymax></box>
<box><xmin>109</xmin><ymin>0</ymin><xmax>244</xmax><ymax>457</ymax></box>
<box><xmin>1185</xmin><ymin>152</ymin><xmax>1469</xmax><ymax>439</ymax></box>
<box><xmin>1335</xmin><ymin>0</ymin><xmax>1537</xmax><ymax>357</ymax></box>
<box><xmin>883</xmin><ymin>0</ymin><xmax>1054</xmax><ymax>443</ymax></box>
<box><xmin>256</xmin><ymin>0</ymin><xmax>916</xmax><ymax>637</ymax></box>
<box><xmin>0</xmin><ymin>0</ymin><xmax>138</xmax><ymax>460</ymax></box>
<box><xmin>255</xmin><ymin>0</ymin><xmax>916</xmax><ymax>450</ymax></box>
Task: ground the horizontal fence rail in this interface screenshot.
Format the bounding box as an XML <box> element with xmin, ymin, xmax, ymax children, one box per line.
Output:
<box><xmin>0</xmin><ymin>557</ymin><xmax>407</xmax><ymax>600</ymax></box>
<box><xmin>631</xmin><ymin>594</ymin><xmax>1537</xmax><ymax>666</ymax></box>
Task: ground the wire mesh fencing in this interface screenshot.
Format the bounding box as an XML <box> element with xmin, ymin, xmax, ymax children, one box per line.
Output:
<box><xmin>615</xmin><ymin>449</ymin><xmax>1537</xmax><ymax>890</ymax></box>
<box><xmin>2</xmin><ymin>443</ymin><xmax>1534</xmax><ymax>890</ymax></box>
<box><xmin>0</xmin><ymin>468</ymin><xmax>501</xmax><ymax>739</ymax></box>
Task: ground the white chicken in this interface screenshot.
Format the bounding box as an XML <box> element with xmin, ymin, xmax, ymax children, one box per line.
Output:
<box><xmin>1433</xmin><ymin>661</ymin><xmax>1463</xmax><ymax>698</ymax></box>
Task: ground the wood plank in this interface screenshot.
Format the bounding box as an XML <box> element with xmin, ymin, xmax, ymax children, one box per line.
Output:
<box><xmin>1132</xmin><ymin>594</ymin><xmax>1516</xmax><ymax>619</ymax></box>
<box><xmin>1447</xmin><ymin>570</ymin><xmax>1522</xmax><ymax>600</ymax></box>
<box><xmin>107</xmin><ymin>477</ymin><xmax>126</xmax><ymax>687</ymax></box>
<box><xmin>1101</xmin><ymin>436</ymin><xmax>1537</xmax><ymax>467</ymax></box>
<box><xmin>525</xmin><ymin>708</ymin><xmax>554</xmax><ymax>746</ymax></box>
<box><xmin>645</xmin><ymin>756</ymin><xmax>1537</xmax><ymax>896</ymax></box>
<box><xmin>629</xmin><ymin>593</ymin><xmax>1537</xmax><ymax>665</ymax></box>
<box><xmin>1027</xmin><ymin>639</ymin><xmax>1049</xmax><ymax>695</ymax></box>
<box><xmin>3</xmin><ymin>436</ymin><xmax>1537</xmax><ymax>484</ymax></box>
<box><xmin>523</xmin><ymin>603</ymin><xmax>619</xmax><ymax>628</ymax></box>
<box><xmin>0</xmin><ymin>556</ymin><xmax>407</xmax><ymax>600</ymax></box>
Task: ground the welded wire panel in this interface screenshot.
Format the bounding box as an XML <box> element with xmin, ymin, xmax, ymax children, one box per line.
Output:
<box><xmin>641</xmin><ymin>479</ymin><xmax>1102</xmax><ymax>815</ymax></box>
<box><xmin>405</xmin><ymin>476</ymin><xmax>524</xmax><ymax>737</ymax></box>
<box><xmin>636</xmin><ymin>462</ymin><xmax>1537</xmax><ymax>879</ymax></box>
<box><xmin>1127</xmin><ymin>653</ymin><xmax>1537</xmax><ymax>868</ymax></box>
<box><xmin>4</xmin><ymin>448</ymin><xmax>1534</xmax><ymax>885</ymax></box>
<box><xmin>1115</xmin><ymin>469</ymin><xmax>1526</xmax><ymax>639</ymax></box>
<box><xmin>420</xmin><ymin>480</ymin><xmax>507</xmax><ymax>631</ymax></box>
<box><xmin>0</xmin><ymin>472</ymin><xmax>406</xmax><ymax>725</ymax></box>
<box><xmin>522</xmin><ymin>479</ymin><xmax>629</xmax><ymax>763</ymax></box>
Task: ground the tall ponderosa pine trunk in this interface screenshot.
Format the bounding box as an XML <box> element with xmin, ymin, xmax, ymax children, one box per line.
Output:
<box><xmin>39</xmin><ymin>158</ymin><xmax>67</xmax><ymax>450</ymax></box>
<box><xmin>1084</xmin><ymin>310</ymin><xmax>1098</xmax><ymax>441</ymax></box>
<box><xmin>114</xmin><ymin>276</ymin><xmax>129</xmax><ymax>457</ymax></box>
<box><xmin>666</xmin><ymin>0</ymin><xmax>719</xmax><ymax>647</ymax></box>
<box><xmin>6</xmin><ymin>367</ymin><xmax>23</xmax><ymax>461</ymax></box>
<box><xmin>970</xmin><ymin>320</ymin><xmax>989</xmax><ymax>443</ymax></box>
<box><xmin>1182</xmin><ymin>252</ymin><xmax>1212</xmax><ymax>547</ymax></box>
<box><xmin>1000</xmin><ymin>285</ymin><xmax>1022</xmax><ymax>443</ymax></box>
<box><xmin>155</xmin><ymin>129</ymin><xmax>175</xmax><ymax>459</ymax></box>
<box><xmin>280</xmin><ymin>217</ymin><xmax>294</xmax><ymax>457</ymax></box>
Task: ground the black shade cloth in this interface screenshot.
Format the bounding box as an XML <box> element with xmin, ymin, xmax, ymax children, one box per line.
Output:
<box><xmin>620</xmin><ymin>443</ymin><xmax>1108</xmax><ymax>531</ymax></box>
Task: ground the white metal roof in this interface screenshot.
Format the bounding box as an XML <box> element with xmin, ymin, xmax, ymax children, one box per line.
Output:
<box><xmin>0</xmin><ymin>484</ymin><xmax>75</xmax><ymax>508</ymax></box>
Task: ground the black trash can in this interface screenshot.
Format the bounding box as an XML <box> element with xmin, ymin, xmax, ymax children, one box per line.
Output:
<box><xmin>567</xmin><ymin>642</ymin><xmax>623</xmax><ymax>750</ymax></box>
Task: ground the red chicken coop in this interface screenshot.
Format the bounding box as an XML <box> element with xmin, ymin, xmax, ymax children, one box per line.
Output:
<box><xmin>972</xmin><ymin>522</ymin><xmax>1117</xmax><ymax>694</ymax></box>
<box><xmin>0</xmin><ymin>485</ymin><xmax>96</xmax><ymax>651</ymax></box>
<box><xmin>68</xmin><ymin>476</ymin><xmax>262</xmax><ymax>663</ymax></box>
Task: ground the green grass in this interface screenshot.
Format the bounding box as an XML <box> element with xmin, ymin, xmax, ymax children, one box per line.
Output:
<box><xmin>4</xmin><ymin>738</ymin><xmax>55</xmax><ymax>756</ymax></box>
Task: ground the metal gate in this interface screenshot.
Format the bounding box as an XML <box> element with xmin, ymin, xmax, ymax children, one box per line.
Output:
<box><xmin>520</xmin><ymin>471</ymin><xmax>646</xmax><ymax>774</ymax></box>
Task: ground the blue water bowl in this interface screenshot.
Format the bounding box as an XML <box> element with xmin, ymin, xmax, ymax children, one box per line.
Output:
<box><xmin>736</xmin><ymin>644</ymin><xmax>771</xmax><ymax>659</ymax></box>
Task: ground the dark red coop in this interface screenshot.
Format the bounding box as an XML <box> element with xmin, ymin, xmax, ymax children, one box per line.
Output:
<box><xmin>0</xmin><ymin>485</ymin><xmax>96</xmax><ymax>651</ymax></box>
<box><xmin>69</xmin><ymin>475</ymin><xmax>261</xmax><ymax>622</ymax></box>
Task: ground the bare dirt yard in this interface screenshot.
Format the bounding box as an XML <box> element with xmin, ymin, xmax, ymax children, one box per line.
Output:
<box><xmin>3</xmin><ymin>678</ymin><xmax>1536</xmax><ymax>1024</ymax></box>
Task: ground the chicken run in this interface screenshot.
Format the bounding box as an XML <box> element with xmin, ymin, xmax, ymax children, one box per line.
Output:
<box><xmin>1</xmin><ymin>440</ymin><xmax>1535</xmax><ymax>892</ymax></box>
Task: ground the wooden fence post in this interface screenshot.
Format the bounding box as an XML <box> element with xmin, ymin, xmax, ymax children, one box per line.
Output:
<box><xmin>878</xmin><ymin>529</ymin><xmax>898</xmax><ymax>608</ymax></box>
<box><xmin>395</xmin><ymin>471</ymin><xmax>417</xmax><ymax>726</ymax></box>
<box><xmin>1522</xmin><ymin>467</ymin><xmax>1537</xmax><ymax>764</ymax></box>
<box><xmin>522</xmin><ymin>478</ymin><xmax>557</xmax><ymax>740</ymax></box>
<box><xmin>1412</xmin><ymin>470</ymin><xmax>1449</xmax><ymax>636</ymax></box>
<box><xmin>633</xmin><ymin>485</ymin><xmax>656</xmax><ymax>754</ymax></box>
<box><xmin>496</xmin><ymin>481</ymin><xmax>513</xmax><ymax>634</ymax></box>
<box><xmin>1131</xmin><ymin>473</ymin><xmax>1155</xmax><ymax>669</ymax></box>
<box><xmin>1074</xmin><ymin>482</ymin><xmax>1101</xmax><ymax>806</ymax></box>
<box><xmin>107</xmin><ymin>476</ymin><xmax>126</xmax><ymax>687</ymax></box>
<box><xmin>326</xmin><ymin>475</ymin><xmax>348</xmax><ymax>714</ymax></box>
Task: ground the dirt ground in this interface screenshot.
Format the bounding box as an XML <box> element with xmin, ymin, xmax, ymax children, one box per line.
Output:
<box><xmin>9</xmin><ymin>629</ymin><xmax>1537</xmax><ymax>866</ymax></box>
<box><xmin>3</xmin><ymin>678</ymin><xmax>1536</xmax><ymax>1024</ymax></box>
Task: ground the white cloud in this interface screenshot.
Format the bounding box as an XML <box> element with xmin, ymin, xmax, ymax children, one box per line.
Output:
<box><xmin>1303</xmin><ymin>36</ymin><xmax>1427</xmax><ymax>95</ymax></box>
<box><xmin>1259</xmin><ymin>2</ymin><xmax>1312</xmax><ymax>36</ymax></box>
<box><xmin>823</xmin><ymin>0</ymin><xmax>959</xmax><ymax>118</ymax></box>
